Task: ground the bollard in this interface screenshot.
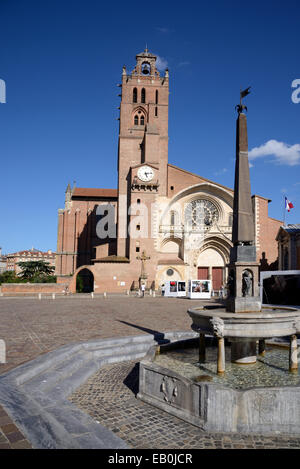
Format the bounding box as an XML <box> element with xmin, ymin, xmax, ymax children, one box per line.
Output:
<box><xmin>126</xmin><ymin>290</ymin><xmax>130</xmax><ymax>296</ymax></box>
<box><xmin>149</xmin><ymin>289</ymin><xmax>152</xmax><ymax>296</ymax></box>
<box><xmin>104</xmin><ymin>292</ymin><xmax>107</xmax><ymax>298</ymax></box>
<box><xmin>91</xmin><ymin>292</ymin><xmax>94</xmax><ymax>299</ymax></box>
<box><xmin>38</xmin><ymin>293</ymin><xmax>42</xmax><ymax>300</ymax></box>
<box><xmin>153</xmin><ymin>291</ymin><xmax>156</xmax><ymax>297</ymax></box>
<box><xmin>52</xmin><ymin>293</ymin><xmax>55</xmax><ymax>300</ymax></box>
<box><xmin>0</xmin><ymin>340</ymin><xmax>6</xmax><ymax>364</ymax></box>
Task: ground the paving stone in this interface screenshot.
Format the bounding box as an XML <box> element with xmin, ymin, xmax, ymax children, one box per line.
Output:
<box><xmin>2</xmin><ymin>296</ymin><xmax>300</xmax><ymax>449</ymax></box>
<box><xmin>6</xmin><ymin>431</ymin><xmax>25</xmax><ymax>444</ymax></box>
<box><xmin>11</xmin><ymin>440</ymin><xmax>32</xmax><ymax>449</ymax></box>
<box><xmin>69</xmin><ymin>359</ymin><xmax>300</xmax><ymax>449</ymax></box>
<box><xmin>0</xmin><ymin>443</ymin><xmax>10</xmax><ymax>449</ymax></box>
<box><xmin>1</xmin><ymin>423</ymin><xmax>19</xmax><ymax>434</ymax></box>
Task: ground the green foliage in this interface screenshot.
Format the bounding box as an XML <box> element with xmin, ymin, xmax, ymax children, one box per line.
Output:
<box><xmin>76</xmin><ymin>274</ymin><xmax>84</xmax><ymax>293</ymax></box>
<box><xmin>0</xmin><ymin>262</ymin><xmax>57</xmax><ymax>285</ymax></box>
<box><xmin>0</xmin><ymin>270</ymin><xmax>20</xmax><ymax>285</ymax></box>
<box><xmin>18</xmin><ymin>261</ymin><xmax>55</xmax><ymax>283</ymax></box>
<box><xmin>31</xmin><ymin>274</ymin><xmax>57</xmax><ymax>284</ymax></box>
<box><xmin>17</xmin><ymin>260</ymin><xmax>55</xmax><ymax>282</ymax></box>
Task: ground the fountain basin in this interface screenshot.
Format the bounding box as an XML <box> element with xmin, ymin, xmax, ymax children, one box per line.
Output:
<box><xmin>137</xmin><ymin>338</ymin><xmax>300</xmax><ymax>435</ymax></box>
<box><xmin>187</xmin><ymin>305</ymin><xmax>300</xmax><ymax>339</ymax></box>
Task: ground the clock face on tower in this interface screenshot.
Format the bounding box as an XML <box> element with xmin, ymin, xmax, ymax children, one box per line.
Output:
<box><xmin>137</xmin><ymin>165</ymin><xmax>154</xmax><ymax>182</ymax></box>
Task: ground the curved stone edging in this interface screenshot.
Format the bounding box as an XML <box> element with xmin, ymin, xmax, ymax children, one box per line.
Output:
<box><xmin>0</xmin><ymin>331</ymin><xmax>197</xmax><ymax>449</ymax></box>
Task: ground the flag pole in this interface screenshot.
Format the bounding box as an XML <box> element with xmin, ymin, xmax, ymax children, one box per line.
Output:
<box><xmin>283</xmin><ymin>195</ymin><xmax>286</xmax><ymax>227</ymax></box>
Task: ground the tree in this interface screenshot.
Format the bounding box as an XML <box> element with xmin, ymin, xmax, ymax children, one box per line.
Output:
<box><xmin>0</xmin><ymin>270</ymin><xmax>20</xmax><ymax>285</ymax></box>
<box><xmin>17</xmin><ymin>261</ymin><xmax>55</xmax><ymax>282</ymax></box>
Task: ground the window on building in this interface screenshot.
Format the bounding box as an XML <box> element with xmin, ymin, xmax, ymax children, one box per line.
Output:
<box><xmin>155</xmin><ymin>90</ymin><xmax>158</xmax><ymax>104</ymax></box>
<box><xmin>134</xmin><ymin>112</ymin><xmax>145</xmax><ymax>126</ymax></box>
<box><xmin>141</xmin><ymin>88</ymin><xmax>146</xmax><ymax>103</ymax></box>
<box><xmin>133</xmin><ymin>88</ymin><xmax>137</xmax><ymax>103</ymax></box>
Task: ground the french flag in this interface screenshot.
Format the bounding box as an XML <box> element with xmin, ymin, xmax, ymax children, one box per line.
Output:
<box><xmin>285</xmin><ymin>197</ymin><xmax>294</xmax><ymax>212</ymax></box>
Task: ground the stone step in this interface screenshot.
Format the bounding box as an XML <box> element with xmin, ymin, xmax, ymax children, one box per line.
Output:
<box><xmin>91</xmin><ymin>340</ymin><xmax>154</xmax><ymax>359</ymax></box>
<box><xmin>21</xmin><ymin>342</ymin><xmax>152</xmax><ymax>402</ymax></box>
<box><xmin>21</xmin><ymin>350</ymin><xmax>92</xmax><ymax>394</ymax></box>
<box><xmin>81</xmin><ymin>334</ymin><xmax>163</xmax><ymax>351</ymax></box>
<box><xmin>6</xmin><ymin>343</ymin><xmax>83</xmax><ymax>386</ymax></box>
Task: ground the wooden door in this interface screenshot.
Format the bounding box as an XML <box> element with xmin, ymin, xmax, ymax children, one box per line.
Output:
<box><xmin>197</xmin><ymin>267</ymin><xmax>209</xmax><ymax>280</ymax></box>
<box><xmin>212</xmin><ymin>267</ymin><xmax>223</xmax><ymax>290</ymax></box>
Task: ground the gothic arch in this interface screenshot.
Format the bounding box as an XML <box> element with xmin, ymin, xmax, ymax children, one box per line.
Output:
<box><xmin>192</xmin><ymin>237</ymin><xmax>231</xmax><ymax>267</ymax></box>
<box><xmin>160</xmin><ymin>182</ymin><xmax>233</xmax><ymax>226</ymax></box>
<box><xmin>70</xmin><ymin>265</ymin><xmax>96</xmax><ymax>293</ymax></box>
<box><xmin>160</xmin><ymin>236</ymin><xmax>182</xmax><ymax>248</ymax></box>
<box><xmin>76</xmin><ymin>267</ymin><xmax>94</xmax><ymax>293</ymax></box>
<box><xmin>132</xmin><ymin>106</ymin><xmax>147</xmax><ymax>126</ymax></box>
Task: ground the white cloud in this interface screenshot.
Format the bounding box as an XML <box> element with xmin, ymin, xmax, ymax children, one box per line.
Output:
<box><xmin>156</xmin><ymin>27</ymin><xmax>170</xmax><ymax>34</ymax></box>
<box><xmin>214</xmin><ymin>167</ymin><xmax>228</xmax><ymax>176</ymax></box>
<box><xmin>248</xmin><ymin>140</ymin><xmax>300</xmax><ymax>166</ymax></box>
<box><xmin>156</xmin><ymin>55</ymin><xmax>168</xmax><ymax>71</ymax></box>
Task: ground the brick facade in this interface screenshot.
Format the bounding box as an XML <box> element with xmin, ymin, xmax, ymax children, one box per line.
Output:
<box><xmin>5</xmin><ymin>248</ymin><xmax>56</xmax><ymax>274</ymax></box>
<box><xmin>1</xmin><ymin>283</ymin><xmax>68</xmax><ymax>295</ymax></box>
<box><xmin>55</xmin><ymin>49</ymin><xmax>282</xmax><ymax>293</ymax></box>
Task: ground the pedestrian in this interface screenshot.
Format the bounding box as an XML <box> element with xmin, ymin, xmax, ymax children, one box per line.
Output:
<box><xmin>141</xmin><ymin>283</ymin><xmax>145</xmax><ymax>298</ymax></box>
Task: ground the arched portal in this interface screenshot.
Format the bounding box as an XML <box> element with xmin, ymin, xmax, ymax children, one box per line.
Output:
<box><xmin>76</xmin><ymin>268</ymin><xmax>94</xmax><ymax>293</ymax></box>
<box><xmin>197</xmin><ymin>248</ymin><xmax>225</xmax><ymax>291</ymax></box>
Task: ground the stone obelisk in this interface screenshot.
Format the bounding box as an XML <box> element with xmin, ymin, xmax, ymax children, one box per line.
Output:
<box><xmin>226</xmin><ymin>89</ymin><xmax>261</xmax><ymax>363</ymax></box>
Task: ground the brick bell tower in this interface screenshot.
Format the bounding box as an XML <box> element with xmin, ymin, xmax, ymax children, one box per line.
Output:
<box><xmin>117</xmin><ymin>49</ymin><xmax>169</xmax><ymax>261</ymax></box>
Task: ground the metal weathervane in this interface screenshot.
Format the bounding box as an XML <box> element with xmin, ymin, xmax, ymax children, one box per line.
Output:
<box><xmin>236</xmin><ymin>86</ymin><xmax>251</xmax><ymax>114</ymax></box>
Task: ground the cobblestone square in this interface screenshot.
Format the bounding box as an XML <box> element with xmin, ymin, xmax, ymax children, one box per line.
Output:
<box><xmin>1</xmin><ymin>295</ymin><xmax>300</xmax><ymax>449</ymax></box>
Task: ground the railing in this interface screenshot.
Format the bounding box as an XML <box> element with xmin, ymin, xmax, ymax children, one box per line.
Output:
<box><xmin>159</xmin><ymin>225</ymin><xmax>232</xmax><ymax>235</ymax></box>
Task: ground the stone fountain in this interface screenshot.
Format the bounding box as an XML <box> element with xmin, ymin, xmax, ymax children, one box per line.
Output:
<box><xmin>138</xmin><ymin>92</ymin><xmax>300</xmax><ymax>435</ymax></box>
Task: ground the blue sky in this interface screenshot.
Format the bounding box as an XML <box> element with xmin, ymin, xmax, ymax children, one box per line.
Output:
<box><xmin>0</xmin><ymin>0</ymin><xmax>299</xmax><ymax>253</ymax></box>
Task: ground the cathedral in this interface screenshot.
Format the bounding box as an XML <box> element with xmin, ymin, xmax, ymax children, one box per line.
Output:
<box><xmin>55</xmin><ymin>49</ymin><xmax>281</xmax><ymax>293</ymax></box>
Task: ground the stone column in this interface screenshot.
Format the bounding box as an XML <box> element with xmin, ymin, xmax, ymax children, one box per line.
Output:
<box><xmin>199</xmin><ymin>333</ymin><xmax>206</xmax><ymax>363</ymax></box>
<box><xmin>231</xmin><ymin>339</ymin><xmax>257</xmax><ymax>364</ymax></box>
<box><xmin>217</xmin><ymin>338</ymin><xmax>225</xmax><ymax>374</ymax></box>
<box><xmin>289</xmin><ymin>335</ymin><xmax>298</xmax><ymax>372</ymax></box>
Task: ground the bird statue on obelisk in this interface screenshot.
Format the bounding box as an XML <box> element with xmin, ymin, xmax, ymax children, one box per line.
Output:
<box><xmin>226</xmin><ymin>87</ymin><xmax>261</xmax><ymax>314</ymax></box>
